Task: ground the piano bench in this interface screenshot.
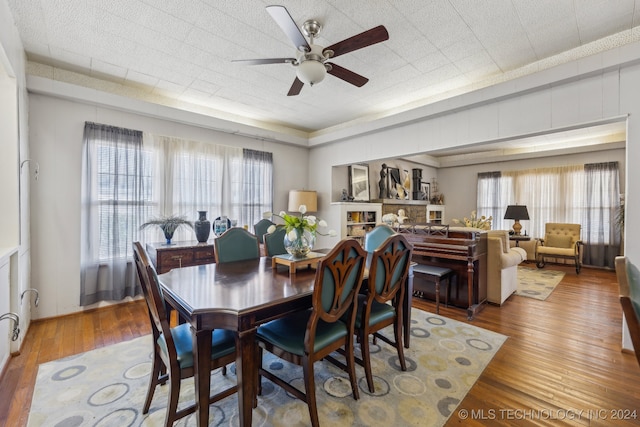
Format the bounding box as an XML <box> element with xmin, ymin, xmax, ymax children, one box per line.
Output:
<box><xmin>412</xmin><ymin>264</ymin><xmax>453</xmax><ymax>314</ymax></box>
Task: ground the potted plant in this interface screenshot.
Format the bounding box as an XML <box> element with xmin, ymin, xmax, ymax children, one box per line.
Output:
<box><xmin>140</xmin><ymin>215</ymin><xmax>193</xmax><ymax>245</ymax></box>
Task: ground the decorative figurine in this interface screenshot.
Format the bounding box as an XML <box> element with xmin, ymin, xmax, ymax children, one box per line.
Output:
<box><xmin>378</xmin><ymin>164</ymin><xmax>387</xmax><ymax>199</ymax></box>
<box><xmin>341</xmin><ymin>188</ymin><xmax>354</xmax><ymax>201</ymax></box>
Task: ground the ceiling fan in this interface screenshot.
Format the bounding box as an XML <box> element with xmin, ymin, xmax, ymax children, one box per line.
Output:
<box><xmin>233</xmin><ymin>5</ymin><xmax>389</xmax><ymax>96</ymax></box>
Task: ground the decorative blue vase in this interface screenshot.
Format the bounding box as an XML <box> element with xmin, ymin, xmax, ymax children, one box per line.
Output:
<box><xmin>194</xmin><ymin>211</ymin><xmax>211</xmax><ymax>243</ymax></box>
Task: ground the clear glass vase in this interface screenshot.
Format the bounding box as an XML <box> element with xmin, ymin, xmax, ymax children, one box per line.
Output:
<box><xmin>283</xmin><ymin>228</ymin><xmax>316</xmax><ymax>258</ymax></box>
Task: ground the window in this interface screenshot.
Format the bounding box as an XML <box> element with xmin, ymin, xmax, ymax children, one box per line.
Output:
<box><xmin>476</xmin><ymin>162</ymin><xmax>621</xmax><ymax>267</ymax></box>
<box><xmin>81</xmin><ymin>124</ymin><xmax>274</xmax><ymax>305</ymax></box>
<box><xmin>95</xmin><ymin>143</ymin><xmax>156</xmax><ymax>260</ymax></box>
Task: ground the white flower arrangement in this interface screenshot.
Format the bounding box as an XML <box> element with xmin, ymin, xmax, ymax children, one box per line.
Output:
<box><xmin>451</xmin><ymin>210</ymin><xmax>492</xmax><ymax>230</ymax></box>
<box><xmin>264</xmin><ymin>204</ymin><xmax>337</xmax><ymax>241</ymax></box>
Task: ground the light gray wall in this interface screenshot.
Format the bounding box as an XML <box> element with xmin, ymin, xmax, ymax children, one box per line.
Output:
<box><xmin>27</xmin><ymin>93</ymin><xmax>310</xmax><ymax>318</ymax></box>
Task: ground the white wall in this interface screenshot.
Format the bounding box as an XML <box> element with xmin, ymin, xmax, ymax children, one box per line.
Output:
<box><xmin>310</xmin><ymin>43</ymin><xmax>640</xmax><ymax>351</ymax></box>
<box><xmin>27</xmin><ymin>94</ymin><xmax>310</xmax><ymax>319</ymax></box>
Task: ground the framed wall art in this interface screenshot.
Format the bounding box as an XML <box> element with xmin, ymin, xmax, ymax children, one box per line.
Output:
<box><xmin>421</xmin><ymin>182</ymin><xmax>430</xmax><ymax>202</ymax></box>
<box><xmin>386</xmin><ymin>166</ymin><xmax>401</xmax><ymax>198</ymax></box>
<box><xmin>349</xmin><ymin>164</ymin><xmax>370</xmax><ymax>201</ymax></box>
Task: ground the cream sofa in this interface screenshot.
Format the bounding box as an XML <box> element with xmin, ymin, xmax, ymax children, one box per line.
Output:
<box><xmin>483</xmin><ymin>230</ymin><xmax>527</xmax><ymax>305</ymax></box>
<box><xmin>509</xmin><ymin>238</ymin><xmax>538</xmax><ymax>262</ymax></box>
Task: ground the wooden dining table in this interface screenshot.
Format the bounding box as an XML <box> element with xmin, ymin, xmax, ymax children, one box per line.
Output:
<box><xmin>157</xmin><ymin>257</ymin><xmax>317</xmax><ymax>427</ymax></box>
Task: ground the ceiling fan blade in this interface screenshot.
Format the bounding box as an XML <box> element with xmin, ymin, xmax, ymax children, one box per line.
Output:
<box><xmin>232</xmin><ymin>58</ymin><xmax>296</xmax><ymax>66</ymax></box>
<box><xmin>266</xmin><ymin>5</ymin><xmax>311</xmax><ymax>52</ymax></box>
<box><xmin>287</xmin><ymin>77</ymin><xmax>304</xmax><ymax>96</ymax></box>
<box><xmin>324</xmin><ymin>25</ymin><xmax>389</xmax><ymax>58</ymax></box>
<box><xmin>326</xmin><ymin>63</ymin><xmax>369</xmax><ymax>87</ymax></box>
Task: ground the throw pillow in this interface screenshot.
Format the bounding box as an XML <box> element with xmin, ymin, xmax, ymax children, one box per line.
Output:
<box><xmin>546</xmin><ymin>234</ymin><xmax>573</xmax><ymax>248</ymax></box>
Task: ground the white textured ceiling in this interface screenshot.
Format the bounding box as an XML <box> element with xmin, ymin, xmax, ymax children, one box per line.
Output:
<box><xmin>7</xmin><ymin>0</ymin><xmax>640</xmax><ymax>139</ymax></box>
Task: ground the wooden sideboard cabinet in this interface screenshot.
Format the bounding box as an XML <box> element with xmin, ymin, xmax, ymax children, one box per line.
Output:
<box><xmin>146</xmin><ymin>241</ymin><xmax>215</xmax><ymax>273</ymax></box>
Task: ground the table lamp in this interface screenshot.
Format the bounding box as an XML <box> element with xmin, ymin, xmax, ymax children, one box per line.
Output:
<box><xmin>288</xmin><ymin>190</ymin><xmax>318</xmax><ymax>213</ymax></box>
<box><xmin>504</xmin><ymin>205</ymin><xmax>529</xmax><ymax>236</ymax></box>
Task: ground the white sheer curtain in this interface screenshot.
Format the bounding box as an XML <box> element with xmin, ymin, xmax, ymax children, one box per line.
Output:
<box><xmin>504</xmin><ymin>165</ymin><xmax>584</xmax><ymax>238</ymax></box>
<box><xmin>146</xmin><ymin>134</ymin><xmax>243</xmax><ymax>242</ymax></box>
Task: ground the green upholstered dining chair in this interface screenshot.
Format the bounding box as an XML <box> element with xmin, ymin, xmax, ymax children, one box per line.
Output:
<box><xmin>254</xmin><ymin>218</ymin><xmax>275</xmax><ymax>244</ymax></box>
<box><xmin>213</xmin><ymin>227</ymin><xmax>260</xmax><ymax>263</ymax></box>
<box><xmin>354</xmin><ymin>233</ymin><xmax>412</xmax><ymax>392</ymax></box>
<box><xmin>256</xmin><ymin>239</ymin><xmax>367</xmax><ymax>427</ymax></box>
<box><xmin>615</xmin><ymin>256</ymin><xmax>640</xmax><ymax>367</ymax></box>
<box><xmin>132</xmin><ymin>242</ymin><xmax>237</xmax><ymax>427</ymax></box>
<box><xmin>263</xmin><ymin>225</ymin><xmax>287</xmax><ymax>256</ymax></box>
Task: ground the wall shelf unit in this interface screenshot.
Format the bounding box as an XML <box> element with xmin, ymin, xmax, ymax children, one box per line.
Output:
<box><xmin>427</xmin><ymin>205</ymin><xmax>446</xmax><ymax>224</ymax></box>
<box><xmin>332</xmin><ymin>202</ymin><xmax>382</xmax><ymax>245</ymax></box>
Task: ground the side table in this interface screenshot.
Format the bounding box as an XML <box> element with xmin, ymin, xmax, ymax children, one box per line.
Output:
<box><xmin>509</xmin><ymin>235</ymin><xmax>531</xmax><ymax>247</ymax></box>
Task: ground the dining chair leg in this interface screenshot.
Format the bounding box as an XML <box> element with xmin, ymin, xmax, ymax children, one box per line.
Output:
<box><xmin>165</xmin><ymin>374</ymin><xmax>181</xmax><ymax>427</ymax></box>
<box><xmin>394</xmin><ymin>317</ymin><xmax>407</xmax><ymax>371</ymax></box>
<box><xmin>143</xmin><ymin>352</ymin><xmax>163</xmax><ymax>413</ymax></box>
<box><xmin>345</xmin><ymin>334</ymin><xmax>360</xmax><ymax>401</ymax></box>
<box><xmin>361</xmin><ymin>330</ymin><xmax>375</xmax><ymax>393</ymax></box>
<box><xmin>302</xmin><ymin>358</ymin><xmax>320</xmax><ymax>427</ymax></box>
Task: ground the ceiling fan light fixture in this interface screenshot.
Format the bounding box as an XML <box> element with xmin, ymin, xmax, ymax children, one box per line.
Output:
<box><xmin>296</xmin><ymin>59</ymin><xmax>326</xmax><ymax>86</ymax></box>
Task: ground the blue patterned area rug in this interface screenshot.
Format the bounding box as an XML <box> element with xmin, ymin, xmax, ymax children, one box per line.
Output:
<box><xmin>27</xmin><ymin>308</ymin><xmax>506</xmax><ymax>426</ymax></box>
<box><xmin>516</xmin><ymin>266</ymin><xmax>566</xmax><ymax>300</ymax></box>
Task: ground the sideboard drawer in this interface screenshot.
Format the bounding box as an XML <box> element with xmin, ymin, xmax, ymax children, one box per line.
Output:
<box><xmin>194</xmin><ymin>246</ymin><xmax>215</xmax><ymax>261</ymax></box>
<box><xmin>158</xmin><ymin>250</ymin><xmax>194</xmax><ymax>271</ymax></box>
<box><xmin>146</xmin><ymin>241</ymin><xmax>215</xmax><ymax>274</ymax></box>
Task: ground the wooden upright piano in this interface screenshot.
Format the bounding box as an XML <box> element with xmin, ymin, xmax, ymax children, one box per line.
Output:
<box><xmin>401</xmin><ymin>225</ymin><xmax>487</xmax><ymax>320</ymax></box>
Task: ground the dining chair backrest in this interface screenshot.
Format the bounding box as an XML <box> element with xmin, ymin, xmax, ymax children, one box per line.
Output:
<box><xmin>214</xmin><ymin>227</ymin><xmax>260</xmax><ymax>263</ymax></box>
<box><xmin>132</xmin><ymin>242</ymin><xmax>176</xmax><ymax>360</ymax></box>
<box><xmin>364</xmin><ymin>224</ymin><xmax>396</xmax><ymax>267</ymax></box>
<box><xmin>312</xmin><ymin>238</ymin><xmax>367</xmax><ymax>329</ymax></box>
<box><xmin>615</xmin><ymin>256</ymin><xmax>640</xmax><ymax>367</ymax></box>
<box><xmin>255</xmin><ymin>238</ymin><xmax>366</xmax><ymax>427</ymax></box>
<box><xmin>254</xmin><ymin>218</ymin><xmax>275</xmax><ymax>243</ymax></box>
<box><xmin>367</xmin><ymin>233</ymin><xmax>412</xmax><ymax>305</ymax></box>
<box><xmin>364</xmin><ymin>224</ymin><xmax>395</xmax><ymax>253</ymax></box>
<box><xmin>263</xmin><ymin>225</ymin><xmax>287</xmax><ymax>256</ymax></box>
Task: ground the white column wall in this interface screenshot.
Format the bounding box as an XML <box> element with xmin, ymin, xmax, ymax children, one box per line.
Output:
<box><xmin>619</xmin><ymin>63</ymin><xmax>640</xmax><ymax>349</ymax></box>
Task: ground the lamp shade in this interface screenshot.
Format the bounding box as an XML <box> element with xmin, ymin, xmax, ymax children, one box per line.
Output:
<box><xmin>288</xmin><ymin>190</ymin><xmax>318</xmax><ymax>212</ymax></box>
<box><xmin>296</xmin><ymin>60</ymin><xmax>326</xmax><ymax>86</ymax></box>
<box><xmin>504</xmin><ymin>205</ymin><xmax>530</xmax><ymax>220</ymax></box>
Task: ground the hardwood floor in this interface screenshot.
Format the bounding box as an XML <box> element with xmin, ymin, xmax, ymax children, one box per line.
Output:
<box><xmin>1</xmin><ymin>263</ymin><xmax>639</xmax><ymax>426</ymax></box>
